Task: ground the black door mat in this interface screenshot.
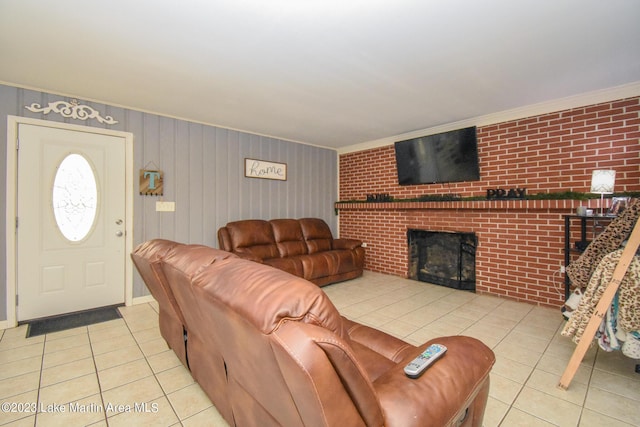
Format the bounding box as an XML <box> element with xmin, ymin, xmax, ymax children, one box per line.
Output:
<box><xmin>24</xmin><ymin>304</ymin><xmax>123</xmax><ymax>338</ymax></box>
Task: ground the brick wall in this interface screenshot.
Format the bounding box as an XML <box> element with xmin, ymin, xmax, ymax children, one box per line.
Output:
<box><xmin>338</xmin><ymin>97</ymin><xmax>640</xmax><ymax>307</ymax></box>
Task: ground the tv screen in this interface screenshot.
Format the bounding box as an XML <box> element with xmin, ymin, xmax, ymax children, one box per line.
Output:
<box><xmin>394</xmin><ymin>126</ymin><xmax>480</xmax><ymax>185</ymax></box>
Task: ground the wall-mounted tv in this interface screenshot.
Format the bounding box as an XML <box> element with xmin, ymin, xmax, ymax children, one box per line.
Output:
<box><xmin>394</xmin><ymin>126</ymin><xmax>480</xmax><ymax>185</ymax></box>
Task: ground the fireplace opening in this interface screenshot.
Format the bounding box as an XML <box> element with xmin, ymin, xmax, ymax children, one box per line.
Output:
<box><xmin>407</xmin><ymin>229</ymin><xmax>476</xmax><ymax>291</ymax></box>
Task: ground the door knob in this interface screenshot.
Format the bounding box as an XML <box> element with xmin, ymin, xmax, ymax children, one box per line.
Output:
<box><xmin>115</xmin><ymin>231</ymin><xmax>124</xmax><ymax>237</ymax></box>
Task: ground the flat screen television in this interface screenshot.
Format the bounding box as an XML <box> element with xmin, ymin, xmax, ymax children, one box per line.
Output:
<box><xmin>394</xmin><ymin>126</ymin><xmax>480</xmax><ymax>185</ymax></box>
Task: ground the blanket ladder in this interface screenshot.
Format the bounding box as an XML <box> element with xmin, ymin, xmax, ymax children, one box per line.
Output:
<box><xmin>558</xmin><ymin>216</ymin><xmax>640</xmax><ymax>390</ymax></box>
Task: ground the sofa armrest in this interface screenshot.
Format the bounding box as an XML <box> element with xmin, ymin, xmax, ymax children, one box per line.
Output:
<box><xmin>374</xmin><ymin>336</ymin><xmax>494</xmax><ymax>427</ymax></box>
<box><xmin>217</xmin><ymin>227</ymin><xmax>232</xmax><ymax>251</ymax></box>
<box><xmin>333</xmin><ymin>238</ymin><xmax>362</xmax><ymax>250</ymax></box>
<box><xmin>343</xmin><ymin>317</ymin><xmax>414</xmax><ymax>363</ymax></box>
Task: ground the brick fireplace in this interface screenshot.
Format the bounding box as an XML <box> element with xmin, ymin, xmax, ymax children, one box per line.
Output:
<box><xmin>337</xmin><ymin>96</ymin><xmax>640</xmax><ymax>308</ymax></box>
<box><xmin>336</xmin><ymin>199</ymin><xmax>603</xmax><ymax>307</ymax></box>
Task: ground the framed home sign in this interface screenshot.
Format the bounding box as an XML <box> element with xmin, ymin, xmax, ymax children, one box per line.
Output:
<box><xmin>244</xmin><ymin>158</ymin><xmax>287</xmax><ymax>181</ymax></box>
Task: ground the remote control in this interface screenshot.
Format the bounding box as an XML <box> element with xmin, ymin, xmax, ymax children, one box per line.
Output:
<box><xmin>404</xmin><ymin>344</ymin><xmax>447</xmax><ymax>378</ymax></box>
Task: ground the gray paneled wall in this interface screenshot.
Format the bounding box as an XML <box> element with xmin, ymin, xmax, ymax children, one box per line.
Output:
<box><xmin>0</xmin><ymin>84</ymin><xmax>337</xmax><ymax>315</ymax></box>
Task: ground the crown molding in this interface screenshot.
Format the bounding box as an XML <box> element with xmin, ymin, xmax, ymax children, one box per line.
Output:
<box><xmin>338</xmin><ymin>81</ymin><xmax>640</xmax><ymax>155</ymax></box>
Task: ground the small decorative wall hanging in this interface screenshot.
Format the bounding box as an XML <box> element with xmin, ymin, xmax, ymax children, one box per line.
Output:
<box><xmin>139</xmin><ymin>162</ymin><xmax>163</xmax><ymax>196</ymax></box>
<box><xmin>486</xmin><ymin>187</ymin><xmax>527</xmax><ymax>200</ymax></box>
<box><xmin>25</xmin><ymin>99</ymin><xmax>118</xmax><ymax>125</ymax></box>
<box><xmin>244</xmin><ymin>158</ymin><xmax>287</xmax><ymax>181</ymax></box>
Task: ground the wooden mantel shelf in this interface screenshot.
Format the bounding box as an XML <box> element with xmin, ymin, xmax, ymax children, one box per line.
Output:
<box><xmin>335</xmin><ymin>199</ymin><xmax>600</xmax><ymax>211</ymax></box>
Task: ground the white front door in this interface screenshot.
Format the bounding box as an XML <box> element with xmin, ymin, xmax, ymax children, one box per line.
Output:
<box><xmin>16</xmin><ymin>123</ymin><xmax>126</xmax><ymax>321</ymax></box>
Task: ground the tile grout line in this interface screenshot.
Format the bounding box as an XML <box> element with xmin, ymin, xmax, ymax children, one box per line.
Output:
<box><xmin>487</xmin><ymin>306</ymin><xmax>544</xmax><ymax>426</ymax></box>
<box><xmin>85</xmin><ymin>325</ymin><xmax>110</xmax><ymax>427</ymax></box>
<box><xmin>115</xmin><ymin>305</ymin><xmax>182</xmax><ymax>425</ymax></box>
<box><xmin>31</xmin><ymin>331</ymin><xmax>46</xmax><ymax>426</ymax></box>
<box><xmin>117</xmin><ymin>303</ymin><xmax>215</xmax><ymax>426</ymax></box>
<box><xmin>578</xmin><ymin>346</ymin><xmax>640</xmax><ymax>426</ymax></box>
<box><xmin>135</xmin><ymin>303</ymin><xmax>191</xmax><ymax>425</ymax></box>
<box><xmin>142</xmin><ymin>302</ymin><xmax>222</xmax><ymax>426</ymax></box>
<box><xmin>493</xmin><ymin>312</ymin><xmax>581</xmax><ymax>426</ymax></box>
<box><xmin>462</xmin><ymin>297</ymin><xmax>525</xmax><ymax>427</ymax></box>
<box><xmin>575</xmin><ymin>344</ymin><xmax>597</xmax><ymax>427</ymax></box>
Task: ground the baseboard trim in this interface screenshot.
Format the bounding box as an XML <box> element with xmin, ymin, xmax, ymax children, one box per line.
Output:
<box><xmin>132</xmin><ymin>295</ymin><xmax>156</xmax><ymax>305</ymax></box>
<box><xmin>0</xmin><ymin>320</ymin><xmax>12</xmax><ymax>331</ymax></box>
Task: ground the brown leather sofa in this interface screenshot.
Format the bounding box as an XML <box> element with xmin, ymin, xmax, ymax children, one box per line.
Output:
<box><xmin>132</xmin><ymin>239</ymin><xmax>495</xmax><ymax>427</ymax></box>
<box><xmin>217</xmin><ymin>218</ymin><xmax>365</xmax><ymax>286</ymax></box>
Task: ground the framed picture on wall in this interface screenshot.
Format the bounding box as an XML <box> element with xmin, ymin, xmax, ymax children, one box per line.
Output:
<box><xmin>608</xmin><ymin>197</ymin><xmax>630</xmax><ymax>216</ymax></box>
<box><xmin>244</xmin><ymin>158</ymin><xmax>287</xmax><ymax>181</ymax></box>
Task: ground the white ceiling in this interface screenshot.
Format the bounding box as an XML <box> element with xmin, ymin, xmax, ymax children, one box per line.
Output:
<box><xmin>1</xmin><ymin>0</ymin><xmax>639</xmax><ymax>151</ymax></box>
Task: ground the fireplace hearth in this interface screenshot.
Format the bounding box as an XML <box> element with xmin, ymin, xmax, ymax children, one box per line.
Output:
<box><xmin>408</xmin><ymin>229</ymin><xmax>476</xmax><ymax>291</ymax></box>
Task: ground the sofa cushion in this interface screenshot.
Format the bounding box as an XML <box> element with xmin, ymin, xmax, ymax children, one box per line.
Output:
<box><xmin>300</xmin><ymin>252</ymin><xmax>333</xmax><ymax>280</ymax></box>
<box><xmin>192</xmin><ymin>258</ymin><xmax>363</xmax><ymax>426</ymax></box>
<box><xmin>327</xmin><ymin>249</ymin><xmax>360</xmax><ymax>275</ymax></box>
<box><xmin>163</xmin><ymin>244</ymin><xmax>237</xmax><ymax>280</ymax></box>
<box><xmin>264</xmin><ymin>256</ymin><xmax>305</xmax><ymax>277</ymax></box>
<box><xmin>272</xmin><ymin>321</ymin><xmax>385</xmax><ymax>427</ymax></box>
<box><xmin>161</xmin><ymin>244</ymin><xmax>239</xmax><ymax>334</ymax></box>
<box><xmin>342</xmin><ymin>317</ymin><xmax>416</xmax><ymax>382</ymax></box>
<box><xmin>299</xmin><ymin>250</ymin><xmax>359</xmax><ymax>280</ymax></box>
<box><xmin>226</xmin><ymin>219</ymin><xmax>279</xmax><ymax>260</ymax></box>
<box><xmin>343</xmin><ymin>317</ymin><xmax>415</xmax><ymax>363</ymax></box>
<box><xmin>270</xmin><ymin>218</ymin><xmax>308</xmax><ymax>257</ymax></box>
<box><xmin>193</xmin><ymin>256</ymin><xmax>348</xmax><ymax>340</ymax></box>
<box><xmin>300</xmin><ymin>217</ymin><xmax>334</xmax><ymax>253</ymax></box>
<box><xmin>161</xmin><ymin>244</ymin><xmax>239</xmax><ymax>335</ymax></box>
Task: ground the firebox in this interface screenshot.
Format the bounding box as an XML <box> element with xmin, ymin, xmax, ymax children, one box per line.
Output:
<box><xmin>407</xmin><ymin>229</ymin><xmax>476</xmax><ymax>291</ymax></box>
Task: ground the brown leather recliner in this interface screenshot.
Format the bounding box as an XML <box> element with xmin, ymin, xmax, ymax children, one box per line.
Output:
<box><xmin>130</xmin><ymin>239</ymin><xmax>188</xmax><ymax>367</ymax></box>
<box><xmin>132</xmin><ymin>239</ymin><xmax>495</xmax><ymax>427</ymax></box>
<box><xmin>160</xmin><ymin>244</ymin><xmax>238</xmax><ymax>424</ymax></box>
<box><xmin>217</xmin><ymin>218</ymin><xmax>365</xmax><ymax>286</ymax></box>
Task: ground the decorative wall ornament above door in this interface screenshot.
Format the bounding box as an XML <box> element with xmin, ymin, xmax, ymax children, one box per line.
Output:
<box><xmin>25</xmin><ymin>99</ymin><xmax>118</xmax><ymax>125</ymax></box>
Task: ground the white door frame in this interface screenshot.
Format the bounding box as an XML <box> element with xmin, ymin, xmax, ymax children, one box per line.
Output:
<box><xmin>5</xmin><ymin>116</ymin><xmax>134</xmax><ymax>328</ymax></box>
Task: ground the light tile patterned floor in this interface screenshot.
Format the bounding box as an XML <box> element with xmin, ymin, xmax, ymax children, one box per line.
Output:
<box><xmin>0</xmin><ymin>271</ymin><xmax>638</xmax><ymax>426</ymax></box>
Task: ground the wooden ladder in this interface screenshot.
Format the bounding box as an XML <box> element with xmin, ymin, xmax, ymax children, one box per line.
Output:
<box><xmin>558</xmin><ymin>217</ymin><xmax>640</xmax><ymax>390</ymax></box>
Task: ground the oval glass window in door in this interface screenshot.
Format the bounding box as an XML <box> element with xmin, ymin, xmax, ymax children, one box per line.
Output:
<box><xmin>52</xmin><ymin>153</ymin><xmax>98</xmax><ymax>242</ymax></box>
